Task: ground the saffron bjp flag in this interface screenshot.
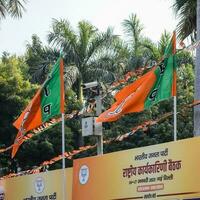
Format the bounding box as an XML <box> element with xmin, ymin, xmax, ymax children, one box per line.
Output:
<box><xmin>96</xmin><ymin>32</ymin><xmax>176</xmax><ymax>123</ymax></box>
<box><xmin>12</xmin><ymin>57</ymin><xmax>65</xmax><ymax>158</ymax></box>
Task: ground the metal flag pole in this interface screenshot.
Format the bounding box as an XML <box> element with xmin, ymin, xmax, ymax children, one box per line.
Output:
<box><xmin>59</xmin><ymin>52</ymin><xmax>66</xmax><ymax>200</ymax></box>
<box><xmin>62</xmin><ymin>113</ymin><xmax>65</xmax><ymax>168</ymax></box>
<box><xmin>173</xmin><ymin>31</ymin><xmax>177</xmax><ymax>142</ymax></box>
<box><xmin>174</xmin><ymin>96</ymin><xmax>177</xmax><ymax>141</ymax></box>
<box><xmin>62</xmin><ymin>112</ymin><xmax>66</xmax><ymax>200</ymax></box>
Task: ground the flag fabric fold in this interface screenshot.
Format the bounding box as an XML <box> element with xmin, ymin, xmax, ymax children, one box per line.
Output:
<box><xmin>96</xmin><ymin>32</ymin><xmax>176</xmax><ymax>123</ymax></box>
<box><xmin>12</xmin><ymin>57</ymin><xmax>65</xmax><ymax>158</ymax></box>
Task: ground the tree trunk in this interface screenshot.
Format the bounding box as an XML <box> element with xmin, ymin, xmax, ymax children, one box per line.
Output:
<box><xmin>77</xmin><ymin>78</ymin><xmax>83</xmax><ymax>104</ymax></box>
<box><xmin>194</xmin><ymin>0</ymin><xmax>200</xmax><ymax>136</ymax></box>
<box><xmin>77</xmin><ymin>77</ymin><xmax>84</xmax><ymax>146</ymax></box>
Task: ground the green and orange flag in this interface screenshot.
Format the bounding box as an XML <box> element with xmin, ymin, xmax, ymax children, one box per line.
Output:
<box><xmin>96</xmin><ymin>32</ymin><xmax>176</xmax><ymax>123</ymax></box>
<box><xmin>12</xmin><ymin>57</ymin><xmax>65</xmax><ymax>158</ymax></box>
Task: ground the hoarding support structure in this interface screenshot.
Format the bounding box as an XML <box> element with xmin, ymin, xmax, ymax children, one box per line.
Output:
<box><xmin>96</xmin><ymin>94</ymin><xmax>103</xmax><ymax>155</ymax></box>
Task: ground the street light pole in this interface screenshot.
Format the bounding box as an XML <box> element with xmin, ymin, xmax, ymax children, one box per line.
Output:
<box><xmin>81</xmin><ymin>81</ymin><xmax>103</xmax><ymax>155</ymax></box>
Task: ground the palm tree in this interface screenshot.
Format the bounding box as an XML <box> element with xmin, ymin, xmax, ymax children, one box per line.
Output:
<box><xmin>122</xmin><ymin>14</ymin><xmax>164</xmax><ymax>69</ymax></box>
<box><xmin>158</xmin><ymin>30</ymin><xmax>171</xmax><ymax>55</ymax></box>
<box><xmin>172</xmin><ymin>0</ymin><xmax>200</xmax><ymax>136</ymax></box>
<box><xmin>0</xmin><ymin>0</ymin><xmax>26</xmax><ymax>19</ymax></box>
<box><xmin>122</xmin><ymin>14</ymin><xmax>143</xmax><ymax>57</ymax></box>
<box><xmin>46</xmin><ymin>19</ymin><xmax>127</xmax><ymax>147</ymax></box>
<box><xmin>26</xmin><ymin>35</ymin><xmax>60</xmax><ymax>84</ymax></box>
<box><xmin>173</xmin><ymin>0</ymin><xmax>196</xmax><ymax>41</ymax></box>
<box><xmin>122</xmin><ymin>14</ymin><xmax>144</xmax><ymax>69</ymax></box>
<box><xmin>47</xmin><ymin>19</ymin><xmax>121</xmax><ymax>102</ymax></box>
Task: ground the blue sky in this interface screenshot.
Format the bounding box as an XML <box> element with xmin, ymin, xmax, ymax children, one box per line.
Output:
<box><xmin>0</xmin><ymin>0</ymin><xmax>177</xmax><ymax>55</ymax></box>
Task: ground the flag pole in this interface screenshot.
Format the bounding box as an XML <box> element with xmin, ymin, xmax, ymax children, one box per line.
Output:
<box><xmin>60</xmin><ymin>51</ymin><xmax>66</xmax><ymax>200</ymax></box>
<box><xmin>173</xmin><ymin>31</ymin><xmax>177</xmax><ymax>141</ymax></box>
<box><xmin>174</xmin><ymin>96</ymin><xmax>177</xmax><ymax>141</ymax></box>
<box><xmin>62</xmin><ymin>113</ymin><xmax>65</xmax><ymax>167</ymax></box>
<box><xmin>62</xmin><ymin>112</ymin><xmax>66</xmax><ymax>200</ymax></box>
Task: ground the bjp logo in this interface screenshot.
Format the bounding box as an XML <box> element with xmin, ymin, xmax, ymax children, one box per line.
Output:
<box><xmin>0</xmin><ymin>186</ymin><xmax>5</xmax><ymax>200</ymax></box>
<box><xmin>34</xmin><ymin>177</ymin><xmax>45</xmax><ymax>194</ymax></box>
<box><xmin>79</xmin><ymin>165</ymin><xmax>89</xmax><ymax>185</ymax></box>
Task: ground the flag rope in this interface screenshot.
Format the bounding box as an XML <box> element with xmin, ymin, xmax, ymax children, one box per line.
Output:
<box><xmin>1</xmin><ymin>100</ymin><xmax>199</xmax><ymax>180</ymax></box>
<box><xmin>0</xmin><ymin>41</ymin><xmax>198</xmax><ymax>178</ymax></box>
<box><xmin>0</xmin><ymin>64</ymin><xmax>198</xmax><ymax>154</ymax></box>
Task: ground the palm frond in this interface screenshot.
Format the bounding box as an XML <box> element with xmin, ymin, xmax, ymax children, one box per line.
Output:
<box><xmin>86</xmin><ymin>67</ymin><xmax>116</xmax><ymax>84</ymax></box>
<box><xmin>7</xmin><ymin>0</ymin><xmax>26</xmax><ymax>18</ymax></box>
<box><xmin>77</xmin><ymin>20</ymin><xmax>97</xmax><ymax>61</ymax></box>
<box><xmin>85</xmin><ymin>53</ymin><xmax>126</xmax><ymax>83</ymax></box>
<box><xmin>158</xmin><ymin>30</ymin><xmax>171</xmax><ymax>55</ymax></box>
<box><xmin>26</xmin><ymin>35</ymin><xmax>60</xmax><ymax>84</ymax></box>
<box><xmin>122</xmin><ymin>13</ymin><xmax>144</xmax><ymax>49</ymax></box>
<box><xmin>85</xmin><ymin>27</ymin><xmax>116</xmax><ymax>65</ymax></box>
<box><xmin>172</xmin><ymin>0</ymin><xmax>190</xmax><ymax>14</ymax></box>
<box><xmin>28</xmin><ymin>48</ymin><xmax>60</xmax><ymax>84</ymax></box>
<box><xmin>141</xmin><ymin>38</ymin><xmax>160</xmax><ymax>64</ymax></box>
<box><xmin>112</xmin><ymin>37</ymin><xmax>130</xmax><ymax>60</ymax></box>
<box><xmin>0</xmin><ymin>0</ymin><xmax>7</xmax><ymax>18</ymax></box>
<box><xmin>176</xmin><ymin>2</ymin><xmax>196</xmax><ymax>41</ymax></box>
<box><xmin>47</xmin><ymin>19</ymin><xmax>125</xmax><ymax>93</ymax></box>
<box><xmin>173</xmin><ymin>0</ymin><xmax>196</xmax><ymax>40</ymax></box>
<box><xmin>48</xmin><ymin>19</ymin><xmax>79</xmax><ymax>64</ymax></box>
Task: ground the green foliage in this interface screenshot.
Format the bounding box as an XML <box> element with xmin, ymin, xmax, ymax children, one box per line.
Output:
<box><xmin>121</xmin><ymin>14</ymin><xmax>170</xmax><ymax>70</ymax></box>
<box><xmin>0</xmin><ymin>55</ymin><xmax>36</xmax><ymax>143</ymax></box>
<box><xmin>172</xmin><ymin>0</ymin><xmax>197</xmax><ymax>41</ymax></box>
<box><xmin>47</xmin><ymin>19</ymin><xmax>125</xmax><ymax>103</ymax></box>
<box><xmin>158</xmin><ymin>30</ymin><xmax>171</xmax><ymax>55</ymax></box>
<box><xmin>0</xmin><ymin>14</ymin><xmax>196</xmax><ymax>176</ymax></box>
<box><xmin>0</xmin><ymin>55</ymin><xmax>76</xmax><ymax>173</ymax></box>
<box><xmin>26</xmin><ymin>35</ymin><xmax>60</xmax><ymax>84</ymax></box>
<box><xmin>0</xmin><ymin>54</ymin><xmax>37</xmax><ymax>174</ymax></box>
<box><xmin>16</xmin><ymin>124</ymin><xmax>74</xmax><ymax>170</ymax></box>
<box><xmin>0</xmin><ymin>0</ymin><xmax>26</xmax><ymax>19</ymax></box>
<box><xmin>92</xmin><ymin>49</ymin><xmax>194</xmax><ymax>157</ymax></box>
<box><xmin>16</xmin><ymin>88</ymin><xmax>81</xmax><ymax>171</ymax></box>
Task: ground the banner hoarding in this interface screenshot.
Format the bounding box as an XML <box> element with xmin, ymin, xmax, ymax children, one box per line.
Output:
<box><xmin>73</xmin><ymin>137</ymin><xmax>200</xmax><ymax>200</ymax></box>
<box><xmin>0</xmin><ymin>168</ymin><xmax>72</xmax><ymax>200</ymax></box>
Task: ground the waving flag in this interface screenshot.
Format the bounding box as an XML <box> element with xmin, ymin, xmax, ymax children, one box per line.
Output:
<box><xmin>96</xmin><ymin>32</ymin><xmax>176</xmax><ymax>123</ymax></box>
<box><xmin>12</xmin><ymin>57</ymin><xmax>65</xmax><ymax>158</ymax></box>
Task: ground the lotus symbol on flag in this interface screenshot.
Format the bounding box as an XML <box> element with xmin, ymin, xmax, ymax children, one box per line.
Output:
<box><xmin>18</xmin><ymin>105</ymin><xmax>32</xmax><ymax>137</ymax></box>
<box><xmin>108</xmin><ymin>87</ymin><xmax>141</xmax><ymax>116</ymax></box>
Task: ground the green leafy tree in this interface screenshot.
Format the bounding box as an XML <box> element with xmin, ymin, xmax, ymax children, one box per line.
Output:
<box><xmin>16</xmin><ymin>124</ymin><xmax>74</xmax><ymax>170</ymax></box>
<box><xmin>0</xmin><ymin>54</ymin><xmax>78</xmax><ymax>174</ymax></box>
<box><xmin>25</xmin><ymin>20</ymin><xmax>126</xmax><ymax>147</ymax></box>
<box><xmin>0</xmin><ymin>54</ymin><xmax>36</xmax><ymax>175</ymax></box>
<box><xmin>16</xmin><ymin>89</ymin><xmax>81</xmax><ymax>170</ymax></box>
